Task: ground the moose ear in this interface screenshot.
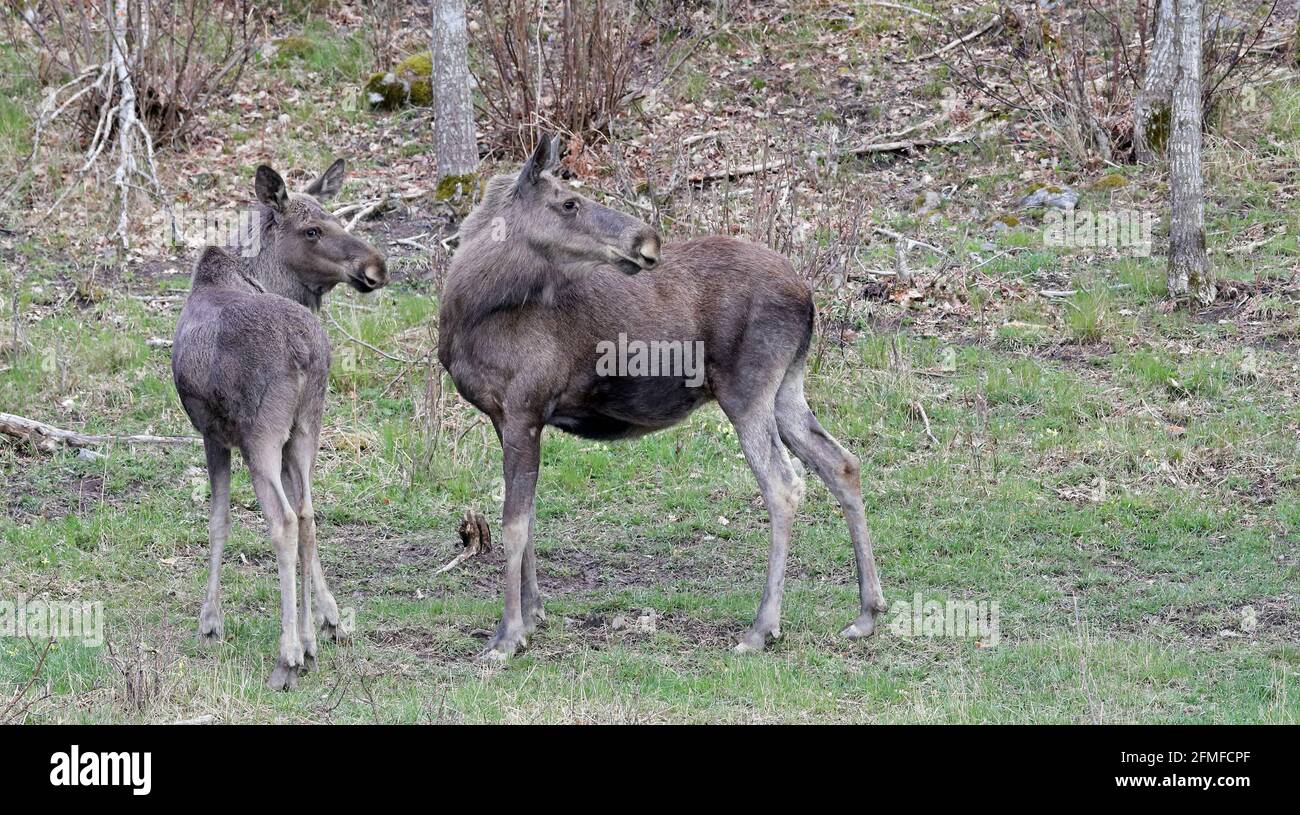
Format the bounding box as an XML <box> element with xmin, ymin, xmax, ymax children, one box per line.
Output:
<box><xmin>516</xmin><ymin>132</ymin><xmax>554</xmax><ymax>191</ymax></box>
<box><xmin>255</xmin><ymin>165</ymin><xmax>290</xmax><ymax>214</ymax></box>
<box><xmin>304</xmin><ymin>158</ymin><xmax>346</xmax><ymax>201</ymax></box>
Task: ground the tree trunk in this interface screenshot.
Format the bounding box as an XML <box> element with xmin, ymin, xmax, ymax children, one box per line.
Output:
<box><xmin>431</xmin><ymin>0</ymin><xmax>478</xmax><ymax>188</ymax></box>
<box><xmin>1133</xmin><ymin>0</ymin><xmax>1176</xmax><ymax>163</ymax></box>
<box><xmin>1167</xmin><ymin>0</ymin><xmax>1214</xmax><ymax>306</ymax></box>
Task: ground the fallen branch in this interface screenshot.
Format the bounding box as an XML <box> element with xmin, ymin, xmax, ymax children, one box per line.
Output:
<box><xmin>900</xmin><ymin>13</ymin><xmax>1001</xmax><ymax>63</ymax></box>
<box><xmin>688</xmin><ymin>122</ymin><xmax>987</xmax><ymax>185</ymax></box>
<box><xmin>171</xmin><ymin>714</ymin><xmax>216</xmax><ymax>725</ymax></box>
<box><xmin>434</xmin><ymin>510</ymin><xmax>493</xmax><ymax>575</ymax></box>
<box><xmin>332</xmin><ymin>189</ymin><xmax>428</xmax><ymax>228</ymax></box>
<box><xmin>913</xmin><ymin>400</ymin><xmax>940</xmax><ymax>446</ymax></box>
<box><xmin>0</xmin><ymin>412</ymin><xmax>200</xmax><ymax>450</ymax></box>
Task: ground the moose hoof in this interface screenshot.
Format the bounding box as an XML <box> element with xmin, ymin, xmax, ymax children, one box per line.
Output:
<box><xmin>476</xmin><ymin>628</ymin><xmax>527</xmax><ymax>662</ymax></box>
<box><xmin>197</xmin><ymin>605</ymin><xmax>224</xmax><ymax>644</ymax></box>
<box><xmin>840</xmin><ymin>611</ymin><xmax>880</xmax><ymax>640</ymax></box>
<box><xmin>268</xmin><ymin>662</ymin><xmax>300</xmax><ymax>691</ymax></box>
<box><xmin>522</xmin><ymin>604</ymin><xmax>546</xmax><ymax>635</ymax></box>
<box><xmin>733</xmin><ymin>626</ymin><xmax>780</xmax><ymax>654</ymax></box>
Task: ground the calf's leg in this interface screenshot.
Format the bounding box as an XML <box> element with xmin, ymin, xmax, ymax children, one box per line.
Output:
<box><xmin>246</xmin><ymin>439</ymin><xmax>304</xmax><ymax>690</ymax></box>
<box><xmin>281</xmin><ymin>430</ymin><xmax>322</xmax><ymax>669</ymax></box>
<box><xmin>198</xmin><ymin>439</ymin><xmax>231</xmax><ymax>642</ymax></box>
<box><xmin>775</xmin><ymin>368</ymin><xmax>887</xmax><ymax>637</ymax></box>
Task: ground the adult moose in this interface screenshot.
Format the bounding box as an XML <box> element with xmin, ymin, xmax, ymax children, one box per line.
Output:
<box><xmin>438</xmin><ymin>135</ymin><xmax>886</xmax><ymax>659</ymax></box>
<box><xmin>172</xmin><ymin>160</ymin><xmax>388</xmax><ymax>689</ymax></box>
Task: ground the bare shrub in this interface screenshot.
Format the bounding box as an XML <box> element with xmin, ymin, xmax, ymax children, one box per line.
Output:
<box><xmin>469</xmin><ymin>0</ymin><xmax>640</xmax><ymax>157</ymax></box>
<box><xmin>2</xmin><ymin>0</ymin><xmax>259</xmax><ymax>244</ymax></box>
<box><xmin>948</xmin><ymin>1</ymin><xmax>1283</xmax><ymax>164</ymax></box>
<box><xmin>9</xmin><ymin>0</ymin><xmax>258</xmax><ymax>147</ymax></box>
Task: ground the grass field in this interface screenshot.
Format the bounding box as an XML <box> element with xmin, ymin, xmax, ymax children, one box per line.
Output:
<box><xmin>1</xmin><ymin>1</ymin><xmax>1298</xmax><ymax>723</ymax></box>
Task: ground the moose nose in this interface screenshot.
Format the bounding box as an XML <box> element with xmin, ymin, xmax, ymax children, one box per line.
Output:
<box><xmin>362</xmin><ymin>257</ymin><xmax>388</xmax><ymax>289</ymax></box>
<box><xmin>636</xmin><ymin>233</ymin><xmax>660</xmax><ymax>269</ymax></box>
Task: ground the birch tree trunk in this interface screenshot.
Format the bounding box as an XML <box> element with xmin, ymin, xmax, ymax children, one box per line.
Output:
<box><xmin>431</xmin><ymin>0</ymin><xmax>478</xmax><ymax>189</ymax></box>
<box><xmin>1133</xmin><ymin>0</ymin><xmax>1176</xmax><ymax>163</ymax></box>
<box><xmin>1167</xmin><ymin>0</ymin><xmax>1214</xmax><ymax>306</ymax></box>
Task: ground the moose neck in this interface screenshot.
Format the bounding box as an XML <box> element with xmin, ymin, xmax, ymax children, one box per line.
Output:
<box><xmin>246</xmin><ymin>204</ymin><xmax>326</xmax><ymax>312</ymax></box>
<box><xmin>443</xmin><ymin>235</ymin><xmax>566</xmax><ymax>331</ymax></box>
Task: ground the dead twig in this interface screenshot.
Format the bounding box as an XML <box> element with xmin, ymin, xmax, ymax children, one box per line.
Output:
<box><xmin>434</xmin><ymin>510</ymin><xmax>493</xmax><ymax>575</ymax></box>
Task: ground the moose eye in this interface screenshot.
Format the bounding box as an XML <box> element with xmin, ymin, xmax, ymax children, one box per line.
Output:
<box><xmin>304</xmin><ymin>228</ymin><xmax>321</xmax><ymax>240</ymax></box>
<box><xmin>562</xmin><ymin>199</ymin><xmax>578</xmax><ymax>212</ymax></box>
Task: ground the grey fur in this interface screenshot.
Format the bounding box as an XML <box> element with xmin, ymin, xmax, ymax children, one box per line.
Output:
<box><xmin>172</xmin><ymin>161</ymin><xmax>388</xmax><ymax>689</ymax></box>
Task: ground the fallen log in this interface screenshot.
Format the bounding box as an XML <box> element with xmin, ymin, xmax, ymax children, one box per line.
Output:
<box><xmin>0</xmin><ymin>412</ymin><xmax>201</xmax><ymax>450</ymax></box>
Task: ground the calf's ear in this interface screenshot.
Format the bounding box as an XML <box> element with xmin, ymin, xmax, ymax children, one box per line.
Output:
<box><xmin>255</xmin><ymin>165</ymin><xmax>290</xmax><ymax>214</ymax></box>
<box><xmin>305</xmin><ymin>158</ymin><xmax>346</xmax><ymax>201</ymax></box>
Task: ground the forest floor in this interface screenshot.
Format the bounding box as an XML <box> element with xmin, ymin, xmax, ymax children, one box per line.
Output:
<box><xmin>1</xmin><ymin>0</ymin><xmax>1298</xmax><ymax>722</ymax></box>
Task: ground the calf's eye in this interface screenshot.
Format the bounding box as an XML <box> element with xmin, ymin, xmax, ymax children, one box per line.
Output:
<box><xmin>562</xmin><ymin>199</ymin><xmax>578</xmax><ymax>212</ymax></box>
<box><xmin>305</xmin><ymin>228</ymin><xmax>321</xmax><ymax>240</ymax></box>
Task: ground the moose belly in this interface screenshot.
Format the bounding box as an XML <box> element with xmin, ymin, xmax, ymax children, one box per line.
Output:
<box><xmin>548</xmin><ymin>374</ymin><xmax>711</xmax><ymax>440</ymax></box>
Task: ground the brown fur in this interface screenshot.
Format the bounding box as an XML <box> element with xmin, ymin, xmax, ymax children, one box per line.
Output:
<box><xmin>438</xmin><ymin>136</ymin><xmax>886</xmax><ymax>659</ymax></box>
<box><xmin>172</xmin><ymin>161</ymin><xmax>388</xmax><ymax>689</ymax></box>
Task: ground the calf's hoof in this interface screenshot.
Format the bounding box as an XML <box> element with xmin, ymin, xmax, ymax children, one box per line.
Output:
<box><xmin>840</xmin><ymin>610</ymin><xmax>880</xmax><ymax>640</ymax></box>
<box><xmin>267</xmin><ymin>662</ymin><xmax>300</xmax><ymax>691</ymax></box>
<box><xmin>316</xmin><ymin>595</ymin><xmax>348</xmax><ymax>642</ymax></box>
<box><xmin>268</xmin><ymin>641</ymin><xmax>305</xmax><ymax>690</ymax></box>
<box><xmin>197</xmin><ymin>603</ymin><xmax>224</xmax><ymax>644</ymax></box>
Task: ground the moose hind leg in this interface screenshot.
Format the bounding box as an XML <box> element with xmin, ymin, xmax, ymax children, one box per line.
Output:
<box><xmin>775</xmin><ymin>369</ymin><xmax>886</xmax><ymax>638</ymax></box>
<box><xmin>247</xmin><ymin>440</ymin><xmax>303</xmax><ymax>690</ymax></box>
<box><xmin>723</xmin><ymin>403</ymin><xmax>804</xmax><ymax>654</ymax></box>
<box><xmin>281</xmin><ymin>433</ymin><xmax>319</xmax><ymax>670</ymax></box>
<box><xmin>199</xmin><ymin>440</ymin><xmax>231</xmax><ymax>643</ymax></box>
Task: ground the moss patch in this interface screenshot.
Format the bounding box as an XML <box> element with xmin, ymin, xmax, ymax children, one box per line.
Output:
<box><xmin>1090</xmin><ymin>173</ymin><xmax>1128</xmax><ymax>191</ymax></box>
<box><xmin>365</xmin><ymin>52</ymin><xmax>433</xmax><ymax>110</ymax></box>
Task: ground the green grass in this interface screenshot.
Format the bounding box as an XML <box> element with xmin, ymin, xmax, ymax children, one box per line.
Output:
<box><xmin>2</xmin><ymin>0</ymin><xmax>1298</xmax><ymax>724</ymax></box>
<box><xmin>2</xmin><ymin>261</ymin><xmax>1297</xmax><ymax>722</ymax></box>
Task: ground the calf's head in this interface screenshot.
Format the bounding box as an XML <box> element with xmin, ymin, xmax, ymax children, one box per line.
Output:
<box><xmin>255</xmin><ymin>160</ymin><xmax>389</xmax><ymax>294</ymax></box>
<box><xmin>509</xmin><ymin>135</ymin><xmax>660</xmax><ymax>277</ymax></box>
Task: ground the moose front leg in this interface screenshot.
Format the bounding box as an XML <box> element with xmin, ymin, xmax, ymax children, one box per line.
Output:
<box><xmin>479</xmin><ymin>421</ymin><xmax>541</xmax><ymax>661</ymax></box>
<box><xmin>520</xmin><ymin>507</ymin><xmax>545</xmax><ymax>633</ymax></box>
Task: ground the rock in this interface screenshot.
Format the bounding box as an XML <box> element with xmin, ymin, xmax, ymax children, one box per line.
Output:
<box><xmin>636</xmin><ymin>610</ymin><xmax>658</xmax><ymax>633</ymax></box>
<box><xmin>77</xmin><ymin>448</ymin><xmax>105</xmax><ymax>462</ymax></box>
<box><xmin>913</xmin><ymin>190</ymin><xmax>942</xmax><ymax>216</ymax></box>
<box><xmin>988</xmin><ymin>213</ymin><xmax>1020</xmax><ymax>233</ymax></box>
<box><xmin>365</xmin><ymin>52</ymin><xmax>432</xmax><ymax>110</ymax></box>
<box><xmin>1018</xmin><ymin>184</ymin><xmax>1078</xmax><ymax>211</ymax></box>
<box><xmin>611</xmin><ymin>614</ymin><xmax>628</xmax><ymax>631</ymax></box>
